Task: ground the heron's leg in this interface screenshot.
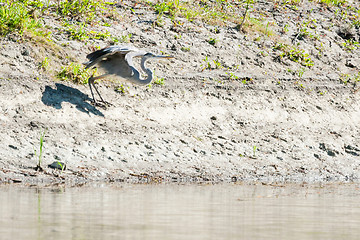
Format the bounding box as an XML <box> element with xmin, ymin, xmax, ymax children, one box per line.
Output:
<box><xmin>88</xmin><ymin>76</ymin><xmax>97</xmax><ymax>103</ymax></box>
<box><xmin>88</xmin><ymin>74</ymin><xmax>109</xmax><ymax>104</ymax></box>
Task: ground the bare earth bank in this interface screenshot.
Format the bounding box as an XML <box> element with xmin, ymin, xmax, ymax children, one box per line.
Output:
<box><xmin>0</xmin><ymin>75</ymin><xmax>359</xmax><ymax>185</ymax></box>
<box><xmin>1</xmin><ymin>0</ymin><xmax>360</xmax><ymax>185</ymax></box>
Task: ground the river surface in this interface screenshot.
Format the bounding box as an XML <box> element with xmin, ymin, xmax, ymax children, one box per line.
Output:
<box><xmin>0</xmin><ymin>183</ymin><xmax>360</xmax><ymax>240</ymax></box>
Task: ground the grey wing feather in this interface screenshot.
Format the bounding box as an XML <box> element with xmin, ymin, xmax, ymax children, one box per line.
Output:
<box><xmin>83</xmin><ymin>45</ymin><xmax>138</xmax><ymax>69</ymax></box>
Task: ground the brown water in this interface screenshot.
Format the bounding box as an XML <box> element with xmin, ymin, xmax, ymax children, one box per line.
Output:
<box><xmin>0</xmin><ymin>183</ymin><xmax>360</xmax><ymax>240</ymax></box>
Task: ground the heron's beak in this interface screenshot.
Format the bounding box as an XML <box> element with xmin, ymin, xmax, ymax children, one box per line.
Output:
<box><xmin>156</xmin><ymin>55</ymin><xmax>174</xmax><ymax>59</ymax></box>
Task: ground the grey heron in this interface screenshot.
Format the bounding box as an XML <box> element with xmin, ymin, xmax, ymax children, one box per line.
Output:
<box><xmin>83</xmin><ymin>45</ymin><xmax>173</xmax><ymax>105</ymax></box>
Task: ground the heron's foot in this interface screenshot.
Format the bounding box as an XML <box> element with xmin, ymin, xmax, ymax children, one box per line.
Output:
<box><xmin>101</xmin><ymin>100</ymin><xmax>113</xmax><ymax>107</ymax></box>
<box><xmin>90</xmin><ymin>99</ymin><xmax>113</xmax><ymax>109</ymax></box>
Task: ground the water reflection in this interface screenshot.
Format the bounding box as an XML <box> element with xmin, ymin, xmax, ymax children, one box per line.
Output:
<box><xmin>0</xmin><ymin>183</ymin><xmax>360</xmax><ymax>240</ymax></box>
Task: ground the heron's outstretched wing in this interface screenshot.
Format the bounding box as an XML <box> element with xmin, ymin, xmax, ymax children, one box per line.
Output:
<box><xmin>83</xmin><ymin>45</ymin><xmax>138</xmax><ymax>69</ymax></box>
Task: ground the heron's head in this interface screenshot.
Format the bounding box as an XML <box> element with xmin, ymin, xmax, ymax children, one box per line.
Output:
<box><xmin>144</xmin><ymin>52</ymin><xmax>174</xmax><ymax>60</ymax></box>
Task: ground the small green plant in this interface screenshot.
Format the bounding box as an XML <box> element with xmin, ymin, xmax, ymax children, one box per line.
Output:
<box><xmin>64</xmin><ymin>23</ymin><xmax>89</xmax><ymax>41</ymax></box>
<box><xmin>355</xmin><ymin>72</ymin><xmax>360</xmax><ymax>82</ymax></box>
<box><xmin>227</xmin><ymin>73</ymin><xmax>252</xmax><ymax>84</ymax></box>
<box><xmin>39</xmin><ymin>57</ymin><xmax>49</xmax><ymax>71</ymax></box>
<box><xmin>201</xmin><ymin>56</ymin><xmax>212</xmax><ymax>70</ymax></box>
<box><xmin>57</xmin><ymin>63</ymin><xmax>93</xmax><ymax>84</ymax></box>
<box><xmin>283</xmin><ymin>0</ymin><xmax>302</xmax><ymax>6</ymax></box>
<box><xmin>298</xmin><ymin>68</ymin><xmax>306</xmax><ymax>78</ymax></box>
<box><xmin>57</xmin><ymin>161</ymin><xmax>66</xmax><ymax>174</ymax></box>
<box><xmin>241</xmin><ymin>77</ymin><xmax>251</xmax><ymax>84</ymax></box>
<box><xmin>295</xmin><ymin>81</ymin><xmax>305</xmax><ymax>89</ymax></box>
<box><xmin>273</xmin><ymin>42</ymin><xmax>286</xmax><ymax>51</ymax></box>
<box><xmin>214</xmin><ymin>78</ymin><xmax>224</xmax><ymax>84</ymax></box>
<box><xmin>213</xmin><ymin>60</ymin><xmax>223</xmax><ymax>69</ymax></box>
<box><xmin>208</xmin><ymin>37</ymin><xmax>217</xmax><ymax>45</ymax></box>
<box><xmin>34</xmin><ymin>130</ymin><xmax>46</xmax><ymax>171</ymax></box>
<box><xmin>180</xmin><ymin>47</ymin><xmax>190</xmax><ymax>52</ymax></box>
<box><xmin>88</xmin><ymin>30</ymin><xmax>111</xmax><ymax>40</ymax></box>
<box><xmin>315</xmin><ymin>42</ymin><xmax>325</xmax><ymax>57</ymax></box>
<box><xmin>275</xmin><ymin>43</ymin><xmax>314</xmax><ymax>67</ymax></box>
<box><xmin>227</xmin><ymin>72</ymin><xmax>239</xmax><ymax>80</ymax></box>
<box><xmin>342</xmin><ymin>39</ymin><xmax>359</xmax><ymax>52</ymax></box>
<box><xmin>288</xmin><ymin>49</ymin><xmax>314</xmax><ymax>67</ymax></box>
<box><xmin>353</xmin><ymin>20</ymin><xmax>360</xmax><ymax>29</ymax></box>
<box><xmin>340</xmin><ymin>72</ymin><xmax>360</xmax><ymax>84</ymax></box>
<box><xmin>253</xmin><ymin>145</ymin><xmax>257</xmax><ymax>158</ymax></box>
<box><xmin>312</xmin><ymin>0</ymin><xmax>346</xmax><ymax>6</ymax></box>
<box><xmin>118</xmin><ymin>33</ymin><xmax>132</xmax><ymax>43</ymax></box>
<box><xmin>294</xmin><ymin>19</ymin><xmax>320</xmax><ymax>41</ymax></box>
<box><xmin>154</xmin><ymin>77</ymin><xmax>165</xmax><ymax>85</ymax></box>
<box><xmin>115</xmin><ymin>84</ymin><xmax>128</xmax><ymax>94</ymax></box>
<box><xmin>282</xmin><ymin>24</ymin><xmax>290</xmax><ymax>33</ymax></box>
<box><xmin>340</xmin><ymin>74</ymin><xmax>351</xmax><ymax>84</ymax></box>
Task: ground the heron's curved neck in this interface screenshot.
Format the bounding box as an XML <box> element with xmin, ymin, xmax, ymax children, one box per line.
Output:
<box><xmin>130</xmin><ymin>57</ymin><xmax>153</xmax><ymax>85</ymax></box>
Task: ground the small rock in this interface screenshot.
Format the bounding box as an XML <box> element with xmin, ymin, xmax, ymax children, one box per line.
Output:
<box><xmin>11</xmin><ymin>179</ymin><xmax>22</xmax><ymax>183</ymax></box>
<box><xmin>336</xmin><ymin>25</ymin><xmax>356</xmax><ymax>40</ymax></box>
<box><xmin>345</xmin><ymin>59</ymin><xmax>358</xmax><ymax>68</ymax></box>
<box><xmin>344</xmin><ymin>145</ymin><xmax>360</xmax><ymax>156</ymax></box>
<box><xmin>145</xmin><ymin>144</ymin><xmax>153</xmax><ymax>150</ymax></box>
<box><xmin>319</xmin><ymin>143</ymin><xmax>339</xmax><ymax>157</ymax></box>
<box><xmin>9</xmin><ymin>145</ymin><xmax>18</xmax><ymax>150</ymax></box>
<box><xmin>48</xmin><ymin>161</ymin><xmax>66</xmax><ymax>170</ymax></box>
<box><xmin>21</xmin><ymin>48</ymin><xmax>30</xmax><ymax>56</ymax></box>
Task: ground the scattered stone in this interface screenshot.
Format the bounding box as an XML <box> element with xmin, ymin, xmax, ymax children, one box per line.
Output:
<box><xmin>336</xmin><ymin>25</ymin><xmax>357</xmax><ymax>40</ymax></box>
<box><xmin>145</xmin><ymin>144</ymin><xmax>153</xmax><ymax>150</ymax></box>
<box><xmin>345</xmin><ymin>59</ymin><xmax>358</xmax><ymax>68</ymax></box>
<box><xmin>9</xmin><ymin>145</ymin><xmax>18</xmax><ymax>150</ymax></box>
<box><xmin>319</xmin><ymin>143</ymin><xmax>339</xmax><ymax>157</ymax></box>
<box><xmin>21</xmin><ymin>48</ymin><xmax>30</xmax><ymax>56</ymax></box>
<box><xmin>344</xmin><ymin>145</ymin><xmax>360</xmax><ymax>156</ymax></box>
<box><xmin>48</xmin><ymin>162</ymin><xmax>66</xmax><ymax>170</ymax></box>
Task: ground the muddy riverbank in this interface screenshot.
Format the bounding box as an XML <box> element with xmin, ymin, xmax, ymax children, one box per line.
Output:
<box><xmin>0</xmin><ymin>0</ymin><xmax>359</xmax><ymax>185</ymax></box>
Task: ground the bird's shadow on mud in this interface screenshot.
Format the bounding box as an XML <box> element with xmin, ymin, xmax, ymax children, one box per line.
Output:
<box><xmin>41</xmin><ymin>83</ymin><xmax>104</xmax><ymax>117</ymax></box>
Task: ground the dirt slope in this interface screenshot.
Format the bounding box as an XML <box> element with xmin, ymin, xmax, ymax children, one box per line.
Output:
<box><xmin>0</xmin><ymin>0</ymin><xmax>359</xmax><ymax>185</ymax></box>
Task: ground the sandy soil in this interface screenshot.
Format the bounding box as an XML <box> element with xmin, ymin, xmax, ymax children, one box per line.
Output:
<box><xmin>0</xmin><ymin>0</ymin><xmax>360</xmax><ymax>185</ymax></box>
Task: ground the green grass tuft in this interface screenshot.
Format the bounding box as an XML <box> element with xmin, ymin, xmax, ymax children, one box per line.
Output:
<box><xmin>0</xmin><ymin>1</ymin><xmax>33</xmax><ymax>36</ymax></box>
<box><xmin>34</xmin><ymin>130</ymin><xmax>46</xmax><ymax>171</ymax></box>
<box><xmin>57</xmin><ymin>63</ymin><xmax>93</xmax><ymax>84</ymax></box>
<box><xmin>57</xmin><ymin>0</ymin><xmax>108</xmax><ymax>21</ymax></box>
